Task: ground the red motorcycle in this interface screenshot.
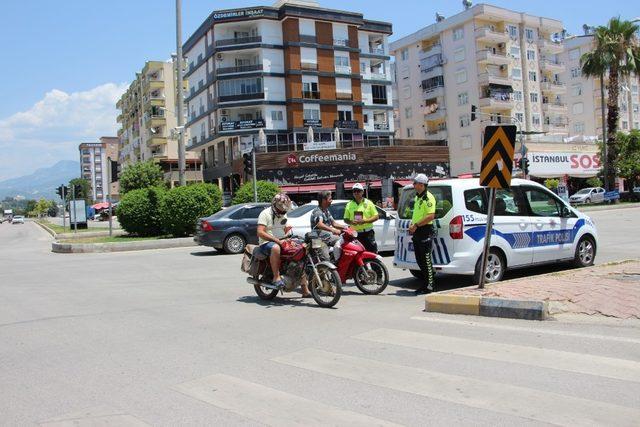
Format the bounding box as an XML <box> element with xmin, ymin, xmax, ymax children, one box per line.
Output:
<box><xmin>334</xmin><ymin>228</ymin><xmax>389</xmax><ymax>295</ymax></box>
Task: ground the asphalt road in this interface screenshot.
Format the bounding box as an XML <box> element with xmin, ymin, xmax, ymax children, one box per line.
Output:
<box><xmin>0</xmin><ymin>208</ymin><xmax>639</xmax><ymax>426</ymax></box>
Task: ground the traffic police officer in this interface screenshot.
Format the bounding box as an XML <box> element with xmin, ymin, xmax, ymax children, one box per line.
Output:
<box><xmin>344</xmin><ymin>183</ymin><xmax>379</xmax><ymax>253</ymax></box>
<box><xmin>408</xmin><ymin>174</ymin><xmax>436</xmax><ymax>294</ymax></box>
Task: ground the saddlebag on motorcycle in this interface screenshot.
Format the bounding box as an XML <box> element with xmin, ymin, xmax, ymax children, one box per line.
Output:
<box><xmin>241</xmin><ymin>244</ymin><xmax>268</xmax><ymax>278</ymax></box>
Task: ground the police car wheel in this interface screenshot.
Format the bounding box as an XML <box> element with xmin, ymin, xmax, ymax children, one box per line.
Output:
<box><xmin>574</xmin><ymin>236</ymin><xmax>596</xmax><ymax>268</ymax></box>
<box><xmin>474</xmin><ymin>249</ymin><xmax>505</xmax><ymax>284</ymax></box>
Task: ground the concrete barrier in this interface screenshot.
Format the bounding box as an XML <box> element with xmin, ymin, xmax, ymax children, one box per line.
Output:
<box><xmin>52</xmin><ymin>237</ymin><xmax>197</xmax><ymax>254</ymax></box>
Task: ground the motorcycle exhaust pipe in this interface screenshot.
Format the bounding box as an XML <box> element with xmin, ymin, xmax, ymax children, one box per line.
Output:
<box><xmin>246</xmin><ymin>277</ymin><xmax>280</xmax><ymax>290</ymax></box>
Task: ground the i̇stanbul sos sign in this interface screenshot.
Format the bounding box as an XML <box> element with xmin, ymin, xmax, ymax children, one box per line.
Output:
<box><xmin>528</xmin><ymin>152</ymin><xmax>601</xmax><ymax>178</ymax></box>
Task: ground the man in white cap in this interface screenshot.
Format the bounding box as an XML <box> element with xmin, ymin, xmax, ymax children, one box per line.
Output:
<box><xmin>408</xmin><ymin>173</ymin><xmax>437</xmax><ymax>294</ymax></box>
<box><xmin>344</xmin><ymin>183</ymin><xmax>379</xmax><ymax>253</ymax></box>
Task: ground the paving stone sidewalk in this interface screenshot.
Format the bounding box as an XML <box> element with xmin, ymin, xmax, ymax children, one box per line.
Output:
<box><xmin>442</xmin><ymin>260</ymin><xmax>640</xmax><ymax>319</ymax></box>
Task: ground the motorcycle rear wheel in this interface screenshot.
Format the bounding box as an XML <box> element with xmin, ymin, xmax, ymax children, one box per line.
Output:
<box><xmin>254</xmin><ymin>284</ymin><xmax>279</xmax><ymax>300</ymax></box>
<box><xmin>310</xmin><ymin>265</ymin><xmax>342</xmax><ymax>308</ymax></box>
<box><xmin>354</xmin><ymin>259</ymin><xmax>389</xmax><ymax>295</ymax></box>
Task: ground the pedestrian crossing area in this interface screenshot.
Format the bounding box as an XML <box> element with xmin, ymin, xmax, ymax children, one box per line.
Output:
<box><xmin>172</xmin><ymin>316</ymin><xmax>640</xmax><ymax>426</ymax></box>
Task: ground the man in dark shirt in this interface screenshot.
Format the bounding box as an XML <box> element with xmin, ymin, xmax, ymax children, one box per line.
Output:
<box><xmin>310</xmin><ymin>191</ymin><xmax>345</xmax><ymax>246</ymax></box>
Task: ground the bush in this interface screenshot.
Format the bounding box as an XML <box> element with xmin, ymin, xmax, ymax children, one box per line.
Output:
<box><xmin>119</xmin><ymin>161</ymin><xmax>164</xmax><ymax>194</ymax></box>
<box><xmin>117</xmin><ymin>186</ymin><xmax>166</xmax><ymax>236</ymax></box>
<box><xmin>232</xmin><ymin>181</ymin><xmax>281</xmax><ymax>205</ymax></box>
<box><xmin>586</xmin><ymin>177</ymin><xmax>603</xmax><ymax>188</ymax></box>
<box><xmin>161</xmin><ymin>183</ymin><xmax>222</xmax><ymax>237</ymax></box>
<box><xmin>544</xmin><ymin>179</ymin><xmax>560</xmax><ymax>190</ymax></box>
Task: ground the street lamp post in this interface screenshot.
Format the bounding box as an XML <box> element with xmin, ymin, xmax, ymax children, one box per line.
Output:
<box><xmin>107</xmin><ymin>157</ymin><xmax>113</xmax><ymax>237</ymax></box>
<box><xmin>175</xmin><ymin>0</ymin><xmax>186</xmax><ymax>186</ymax></box>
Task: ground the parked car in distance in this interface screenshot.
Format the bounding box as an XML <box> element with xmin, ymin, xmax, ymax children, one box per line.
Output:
<box><xmin>569</xmin><ymin>187</ymin><xmax>605</xmax><ymax>205</ymax></box>
<box><xmin>195</xmin><ymin>203</ymin><xmax>270</xmax><ymax>254</ymax></box>
<box><xmin>11</xmin><ymin>215</ymin><xmax>25</xmax><ymax>224</ymax></box>
<box><xmin>287</xmin><ymin>200</ymin><xmax>397</xmax><ymax>252</ymax></box>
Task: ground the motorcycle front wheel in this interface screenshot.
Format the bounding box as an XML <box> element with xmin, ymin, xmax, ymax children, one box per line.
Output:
<box><xmin>354</xmin><ymin>258</ymin><xmax>389</xmax><ymax>295</ymax></box>
<box><xmin>309</xmin><ymin>265</ymin><xmax>342</xmax><ymax>308</ymax></box>
<box><xmin>254</xmin><ymin>284</ymin><xmax>279</xmax><ymax>300</ymax></box>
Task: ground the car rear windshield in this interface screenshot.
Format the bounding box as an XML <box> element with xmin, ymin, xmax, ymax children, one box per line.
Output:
<box><xmin>398</xmin><ymin>185</ymin><xmax>453</xmax><ymax>220</ymax></box>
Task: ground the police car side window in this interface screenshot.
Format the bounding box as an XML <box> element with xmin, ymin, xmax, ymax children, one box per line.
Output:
<box><xmin>523</xmin><ymin>187</ymin><xmax>562</xmax><ymax>217</ymax></box>
<box><xmin>464</xmin><ymin>189</ymin><xmax>487</xmax><ymax>214</ymax></box>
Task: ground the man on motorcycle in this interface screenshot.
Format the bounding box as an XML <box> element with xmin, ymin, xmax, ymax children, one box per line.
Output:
<box><xmin>256</xmin><ymin>193</ymin><xmax>310</xmax><ymax>296</ymax></box>
<box><xmin>310</xmin><ymin>191</ymin><xmax>345</xmax><ymax>244</ymax></box>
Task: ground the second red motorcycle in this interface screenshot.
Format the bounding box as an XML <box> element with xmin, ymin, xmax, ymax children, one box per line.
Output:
<box><xmin>333</xmin><ymin>228</ymin><xmax>389</xmax><ymax>295</ymax></box>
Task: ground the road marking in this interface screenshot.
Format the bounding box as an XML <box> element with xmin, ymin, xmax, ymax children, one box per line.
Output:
<box><xmin>273</xmin><ymin>348</ymin><xmax>640</xmax><ymax>426</ymax></box>
<box><xmin>355</xmin><ymin>328</ymin><xmax>640</xmax><ymax>382</ymax></box>
<box><xmin>39</xmin><ymin>405</ymin><xmax>149</xmax><ymax>427</ymax></box>
<box><xmin>173</xmin><ymin>373</ymin><xmax>401</xmax><ymax>427</ymax></box>
<box><xmin>410</xmin><ymin>316</ymin><xmax>640</xmax><ymax>344</ymax></box>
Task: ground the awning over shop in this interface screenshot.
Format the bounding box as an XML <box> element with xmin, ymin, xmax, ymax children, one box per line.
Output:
<box><xmin>280</xmin><ymin>183</ymin><xmax>336</xmax><ymax>194</ymax></box>
<box><xmin>345</xmin><ymin>180</ymin><xmax>382</xmax><ymax>189</ymax></box>
<box><xmin>394</xmin><ymin>179</ymin><xmax>413</xmax><ymax>187</ymax></box>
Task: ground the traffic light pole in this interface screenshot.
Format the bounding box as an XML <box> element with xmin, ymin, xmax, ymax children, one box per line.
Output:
<box><xmin>71</xmin><ymin>185</ymin><xmax>77</xmax><ymax>234</ymax></box>
<box><xmin>61</xmin><ymin>186</ymin><xmax>67</xmax><ymax>233</ymax></box>
<box><xmin>252</xmin><ymin>148</ymin><xmax>258</xmax><ymax>203</ymax></box>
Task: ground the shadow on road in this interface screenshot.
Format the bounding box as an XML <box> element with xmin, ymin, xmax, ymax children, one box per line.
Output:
<box><xmin>190</xmin><ymin>250</ymin><xmax>223</xmax><ymax>257</ymax></box>
<box><xmin>236</xmin><ymin>295</ymin><xmax>328</xmax><ymax>309</ymax></box>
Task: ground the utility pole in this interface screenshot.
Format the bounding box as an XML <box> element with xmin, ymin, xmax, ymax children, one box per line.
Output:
<box><xmin>107</xmin><ymin>157</ymin><xmax>113</xmax><ymax>237</ymax></box>
<box><xmin>61</xmin><ymin>185</ymin><xmax>67</xmax><ymax>232</ymax></box>
<box><xmin>71</xmin><ymin>185</ymin><xmax>78</xmax><ymax>234</ymax></box>
<box><xmin>252</xmin><ymin>147</ymin><xmax>258</xmax><ymax>203</ymax></box>
<box><xmin>175</xmin><ymin>0</ymin><xmax>186</xmax><ymax>186</ymax></box>
<box><xmin>599</xmin><ymin>74</ymin><xmax>609</xmax><ymax>191</ymax></box>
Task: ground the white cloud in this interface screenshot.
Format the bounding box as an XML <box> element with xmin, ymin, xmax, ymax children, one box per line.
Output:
<box><xmin>0</xmin><ymin>83</ymin><xmax>128</xmax><ymax>181</ymax></box>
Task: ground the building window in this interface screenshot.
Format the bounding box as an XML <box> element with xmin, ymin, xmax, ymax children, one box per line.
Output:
<box><xmin>622</xmin><ymin>121</ymin><xmax>629</xmax><ymax>130</ymax></box>
<box><xmin>372</xmin><ymin>85</ymin><xmax>388</xmax><ymax>104</ymax></box>
<box><xmin>529</xmin><ymin>71</ymin><xmax>537</xmax><ymax>82</ymax></box>
<box><xmin>513</xmin><ymin>91</ymin><xmax>523</xmax><ymax>101</ymax></box>
<box><xmin>634</xmin><ymin>122</ymin><xmax>640</xmax><ymax>129</ymax></box>
<box><xmin>525</xmin><ymin>50</ymin><xmax>535</xmax><ymax>61</ymax></box>
<box><xmin>454</xmin><ymin>47</ymin><xmax>465</xmax><ymax>62</ymax></box>
<box><xmin>218</xmin><ymin>77</ymin><xmax>263</xmax><ymax>97</ymax></box>
<box><xmin>402</xmin><ymin>85</ymin><xmax>411</xmax><ymax>99</ymax></box>
<box><xmin>334</xmin><ymin>55</ymin><xmax>350</xmax><ymax>70</ymax></box>
<box><xmin>510</xmin><ymin>46</ymin><xmax>521</xmax><ymax>58</ymax></box>
<box><xmin>271</xmin><ymin>110</ymin><xmax>283</xmax><ymax>121</ymax></box>
<box><xmin>515</xmin><ymin>112</ymin><xmax>524</xmax><ymax>123</ymax></box>
<box><xmin>455</xmin><ymin>69</ymin><xmax>468</xmax><ymax>84</ymax></box>
<box><xmin>632</xmin><ymin>85</ymin><xmax>639</xmax><ymax>94</ymax></box>
<box><xmin>303</xmin><ymin>108</ymin><xmax>320</xmax><ymax>120</ymax></box>
<box><xmin>508</xmin><ymin>25</ymin><xmax>518</xmax><ymax>38</ymax></box>
<box><xmin>459</xmin><ymin>114</ymin><xmax>470</xmax><ymax>128</ymax></box>
<box><xmin>401</xmin><ymin>48</ymin><xmax>409</xmax><ymax>61</ymax></box>
<box><xmin>460</xmin><ymin>135</ymin><xmax>472</xmax><ymax>150</ymax></box>
<box><xmin>572</xmin><ymin>102</ymin><xmax>584</xmax><ymax>114</ymax></box>
<box><xmin>453</xmin><ymin>26</ymin><xmax>464</xmax><ymax>41</ymax></box>
<box><xmin>512</xmin><ymin>68</ymin><xmax>522</xmax><ymax>80</ymax></box>
<box><xmin>633</xmin><ymin>104</ymin><xmax>639</xmax><ymax>113</ymax></box>
<box><xmin>532</xmin><ymin>114</ymin><xmax>541</xmax><ymax>126</ymax></box>
<box><xmin>530</xmin><ymin>92</ymin><xmax>539</xmax><ymax>103</ymax></box>
<box><xmin>569</xmin><ymin>48</ymin><xmax>581</xmax><ymax>61</ymax></box>
<box><xmin>458</xmin><ymin>92</ymin><xmax>469</xmax><ymax>106</ymax></box>
<box><xmin>572</xmin><ymin>84</ymin><xmax>583</xmax><ymax>97</ymax></box>
<box><xmin>404</xmin><ymin>107</ymin><xmax>412</xmax><ymax>119</ymax></box>
<box><xmin>574</xmin><ymin>122</ymin><xmax>585</xmax><ymax>133</ymax></box>
<box><xmin>571</xmin><ymin>68</ymin><xmax>581</xmax><ymax>78</ymax></box>
<box><xmin>525</xmin><ymin>28</ymin><xmax>535</xmax><ymax>40</ymax></box>
<box><xmin>407</xmin><ymin>127</ymin><xmax>414</xmax><ymax>138</ymax></box>
<box><xmin>302</xmin><ymin>81</ymin><xmax>319</xmax><ymax>98</ymax></box>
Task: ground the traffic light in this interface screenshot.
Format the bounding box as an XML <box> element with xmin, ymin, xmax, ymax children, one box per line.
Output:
<box><xmin>73</xmin><ymin>184</ymin><xmax>83</xmax><ymax>198</ymax></box>
<box><xmin>471</xmin><ymin>105</ymin><xmax>477</xmax><ymax>122</ymax></box>
<box><xmin>243</xmin><ymin>152</ymin><xmax>253</xmax><ymax>174</ymax></box>
<box><xmin>522</xmin><ymin>158</ymin><xmax>530</xmax><ymax>176</ymax></box>
<box><xmin>56</xmin><ymin>185</ymin><xmax>68</xmax><ymax>200</ymax></box>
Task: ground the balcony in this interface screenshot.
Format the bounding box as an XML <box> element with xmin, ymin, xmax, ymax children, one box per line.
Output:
<box><xmin>215</xmin><ymin>36</ymin><xmax>262</xmax><ymax>47</ymax></box>
<box><xmin>542</xmin><ymin>102</ymin><xmax>567</xmax><ymax>113</ymax></box>
<box><xmin>148</xmin><ymin>137</ymin><xmax>168</xmax><ymax>146</ymax></box>
<box><xmin>368</xmin><ymin>72</ymin><xmax>389</xmax><ymax>81</ymax></box>
<box><xmin>302</xmin><ymin>91</ymin><xmax>320</xmax><ymax>100</ymax></box>
<box><xmin>145</xmin><ymin>80</ymin><xmax>164</xmax><ymax>91</ymax></box>
<box><xmin>218</xmin><ymin>92</ymin><xmax>265</xmax><ymax>103</ymax></box>
<box><xmin>540</xmin><ymin>80</ymin><xmax>567</xmax><ymax>94</ymax></box>
<box><xmin>299</xmin><ymin>34</ymin><xmax>317</xmax><ymax>44</ymax></box>
<box><xmin>538</xmin><ymin>38</ymin><xmax>563</xmax><ymax>54</ymax></box>
<box><xmin>420</xmin><ymin>43</ymin><xmax>442</xmax><ymax>58</ymax></box>
<box><xmin>478</xmin><ymin>72</ymin><xmax>512</xmax><ymax>87</ymax></box>
<box><xmin>426</xmin><ymin>127</ymin><xmax>448</xmax><ymax>140</ymax></box>
<box><xmin>336</xmin><ymin>91</ymin><xmax>353</xmax><ymax>100</ymax></box>
<box><xmin>421</xmin><ymin>65</ymin><xmax>444</xmax><ymax>80</ymax></box>
<box><xmin>219</xmin><ymin>119</ymin><xmax>265</xmax><ymax>132</ymax></box>
<box><xmin>372</xmin><ymin>97</ymin><xmax>389</xmax><ymax>105</ymax></box>
<box><xmin>300</xmin><ymin>61</ymin><xmax>318</xmax><ymax>71</ymax></box>
<box><xmin>147</xmin><ymin>116</ymin><xmax>166</xmax><ymax>128</ymax></box>
<box><xmin>475</xmin><ymin>27</ymin><xmax>509</xmax><ymax>43</ymax></box>
<box><xmin>423</xmin><ymin>85</ymin><xmax>445</xmax><ymax>99</ymax></box>
<box><xmin>335</xmin><ymin>65</ymin><xmax>352</xmax><ymax>74</ymax></box>
<box><xmin>479</xmin><ymin>96</ymin><xmax>514</xmax><ymax>111</ymax></box>
<box><xmin>424</xmin><ymin>107</ymin><xmax>446</xmax><ymax>122</ymax></box>
<box><xmin>369</xmin><ymin>47</ymin><xmax>386</xmax><ymax>55</ymax></box>
<box><xmin>333</xmin><ymin>39</ymin><xmax>350</xmax><ymax>47</ymax></box>
<box><xmin>476</xmin><ymin>50</ymin><xmax>510</xmax><ymax>66</ymax></box>
<box><xmin>540</xmin><ymin>59</ymin><xmax>565</xmax><ymax>73</ymax></box>
<box><xmin>543</xmin><ymin>123</ymin><xmax>568</xmax><ymax>133</ymax></box>
<box><xmin>217</xmin><ymin>63</ymin><xmax>263</xmax><ymax>75</ymax></box>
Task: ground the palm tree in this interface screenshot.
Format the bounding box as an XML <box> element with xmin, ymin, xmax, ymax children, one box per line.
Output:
<box><xmin>581</xmin><ymin>18</ymin><xmax>640</xmax><ymax>190</ymax></box>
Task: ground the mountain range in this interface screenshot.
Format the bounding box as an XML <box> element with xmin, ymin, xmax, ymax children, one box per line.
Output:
<box><xmin>0</xmin><ymin>160</ymin><xmax>80</xmax><ymax>201</ymax></box>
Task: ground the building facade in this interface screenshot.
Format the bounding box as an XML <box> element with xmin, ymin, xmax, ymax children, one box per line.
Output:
<box><xmin>182</xmin><ymin>0</ymin><xmax>404</xmax><ymax>198</ymax></box>
<box><xmin>561</xmin><ymin>34</ymin><xmax>640</xmax><ymax>140</ymax></box>
<box><xmin>79</xmin><ymin>137</ymin><xmax>119</xmax><ymax>203</ymax></box>
<box><xmin>390</xmin><ymin>4</ymin><xmax>569</xmax><ymax>176</ymax></box>
<box><xmin>116</xmin><ymin>60</ymin><xmax>202</xmax><ymax>187</ymax></box>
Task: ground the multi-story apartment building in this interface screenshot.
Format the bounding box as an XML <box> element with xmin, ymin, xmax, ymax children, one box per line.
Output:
<box><xmin>79</xmin><ymin>137</ymin><xmax>118</xmax><ymax>203</ymax></box>
<box><xmin>182</xmin><ymin>0</ymin><xmax>419</xmax><ymax>199</ymax></box>
<box><xmin>116</xmin><ymin>60</ymin><xmax>201</xmax><ymax>187</ymax></box>
<box><xmin>391</xmin><ymin>3</ymin><xmax>569</xmax><ymax>176</ymax></box>
<box><xmin>561</xmin><ymin>34</ymin><xmax>640</xmax><ymax>139</ymax></box>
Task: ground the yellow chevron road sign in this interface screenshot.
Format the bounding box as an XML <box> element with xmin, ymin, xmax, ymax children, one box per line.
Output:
<box><xmin>480</xmin><ymin>125</ymin><xmax>517</xmax><ymax>189</ymax></box>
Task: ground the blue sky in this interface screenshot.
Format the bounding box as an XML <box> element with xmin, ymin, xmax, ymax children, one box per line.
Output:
<box><xmin>0</xmin><ymin>0</ymin><xmax>637</xmax><ymax>180</ymax></box>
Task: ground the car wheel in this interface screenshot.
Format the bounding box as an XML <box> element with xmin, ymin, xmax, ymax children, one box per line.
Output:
<box><xmin>473</xmin><ymin>249</ymin><xmax>506</xmax><ymax>285</ymax></box>
<box><xmin>223</xmin><ymin>234</ymin><xmax>246</xmax><ymax>254</ymax></box>
<box><xmin>573</xmin><ymin>236</ymin><xmax>596</xmax><ymax>268</ymax></box>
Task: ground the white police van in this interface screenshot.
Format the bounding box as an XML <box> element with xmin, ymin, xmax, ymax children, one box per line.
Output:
<box><xmin>394</xmin><ymin>178</ymin><xmax>599</xmax><ymax>283</ymax></box>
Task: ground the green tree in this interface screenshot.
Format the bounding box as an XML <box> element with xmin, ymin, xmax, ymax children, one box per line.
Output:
<box><xmin>160</xmin><ymin>183</ymin><xmax>222</xmax><ymax>237</ymax></box>
<box><xmin>544</xmin><ymin>179</ymin><xmax>560</xmax><ymax>190</ymax></box>
<box><xmin>24</xmin><ymin>199</ymin><xmax>37</xmax><ymax>216</ymax></box>
<box><xmin>119</xmin><ymin>161</ymin><xmax>164</xmax><ymax>195</ymax></box>
<box><xmin>68</xmin><ymin>178</ymin><xmax>92</xmax><ymax>203</ymax></box>
<box><xmin>33</xmin><ymin>198</ymin><xmax>50</xmax><ymax>218</ymax></box>
<box><xmin>47</xmin><ymin>200</ymin><xmax>59</xmax><ymax>217</ymax></box>
<box><xmin>232</xmin><ymin>181</ymin><xmax>281</xmax><ymax>205</ymax></box>
<box><xmin>581</xmin><ymin>18</ymin><xmax>640</xmax><ymax>190</ymax></box>
<box><xmin>615</xmin><ymin>130</ymin><xmax>640</xmax><ymax>187</ymax></box>
<box><xmin>586</xmin><ymin>177</ymin><xmax>603</xmax><ymax>188</ymax></box>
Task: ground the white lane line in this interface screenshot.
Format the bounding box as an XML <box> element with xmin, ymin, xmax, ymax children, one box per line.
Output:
<box><xmin>355</xmin><ymin>328</ymin><xmax>640</xmax><ymax>383</ymax></box>
<box><xmin>411</xmin><ymin>316</ymin><xmax>640</xmax><ymax>345</ymax></box>
<box><xmin>273</xmin><ymin>348</ymin><xmax>640</xmax><ymax>427</ymax></box>
<box><xmin>39</xmin><ymin>405</ymin><xmax>149</xmax><ymax>427</ymax></box>
<box><xmin>173</xmin><ymin>373</ymin><xmax>402</xmax><ymax>427</ymax></box>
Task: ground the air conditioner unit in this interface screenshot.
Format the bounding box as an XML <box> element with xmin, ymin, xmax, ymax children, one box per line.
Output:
<box><xmin>499</xmin><ymin>65</ymin><xmax>507</xmax><ymax>71</ymax></box>
<box><xmin>220</xmin><ymin>110</ymin><xmax>228</xmax><ymax>115</ymax></box>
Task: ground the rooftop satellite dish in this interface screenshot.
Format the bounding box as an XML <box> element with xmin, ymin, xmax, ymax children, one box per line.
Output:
<box><xmin>462</xmin><ymin>0</ymin><xmax>472</xmax><ymax>10</ymax></box>
<box><xmin>435</xmin><ymin>13</ymin><xmax>445</xmax><ymax>23</ymax></box>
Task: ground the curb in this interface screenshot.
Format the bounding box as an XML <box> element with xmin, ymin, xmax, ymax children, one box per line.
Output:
<box><xmin>52</xmin><ymin>238</ymin><xmax>197</xmax><ymax>254</ymax></box>
<box><xmin>425</xmin><ymin>294</ymin><xmax>548</xmax><ymax>320</ymax></box>
<box><xmin>57</xmin><ymin>229</ymin><xmax>125</xmax><ymax>239</ymax></box>
<box><xmin>578</xmin><ymin>203</ymin><xmax>640</xmax><ymax>213</ymax></box>
<box><xmin>35</xmin><ymin>221</ymin><xmax>56</xmax><ymax>237</ymax></box>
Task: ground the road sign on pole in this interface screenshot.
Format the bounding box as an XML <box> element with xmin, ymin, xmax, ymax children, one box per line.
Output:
<box><xmin>477</xmin><ymin>125</ymin><xmax>517</xmax><ymax>289</ymax></box>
